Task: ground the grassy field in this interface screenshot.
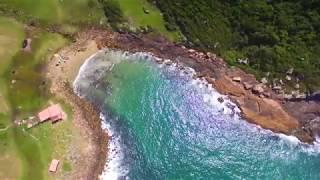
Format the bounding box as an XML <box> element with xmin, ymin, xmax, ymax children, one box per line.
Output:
<box><xmin>0</xmin><ymin>17</ymin><xmax>24</xmax><ymax>113</ymax></box>
<box><xmin>0</xmin><ymin>1</ymin><xmax>107</xmax><ymax>179</ymax></box>
<box><xmin>7</xmin><ymin>32</ymin><xmax>70</xmax><ymax>180</ymax></box>
<box><xmin>0</xmin><ymin>0</ymin><xmax>106</xmax><ymax>27</ymax></box>
<box><xmin>0</xmin><ymin>15</ymin><xmax>85</xmax><ymax>179</ymax></box>
<box><xmin>0</xmin><ymin>17</ymin><xmax>24</xmax><ymax>180</ymax></box>
<box><xmin>116</xmin><ymin>0</ymin><xmax>180</xmax><ymax>41</ymax></box>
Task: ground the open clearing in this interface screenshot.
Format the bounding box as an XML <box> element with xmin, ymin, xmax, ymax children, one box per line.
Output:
<box><xmin>0</xmin><ymin>16</ymin><xmax>88</xmax><ymax>179</ymax></box>
<box><xmin>0</xmin><ymin>17</ymin><xmax>24</xmax><ymax>113</ymax></box>
<box><xmin>0</xmin><ymin>0</ymin><xmax>105</xmax><ymax>26</ymax></box>
<box><xmin>116</xmin><ymin>0</ymin><xmax>179</xmax><ymax>41</ymax></box>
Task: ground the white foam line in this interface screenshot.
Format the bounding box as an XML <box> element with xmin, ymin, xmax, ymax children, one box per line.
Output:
<box><xmin>99</xmin><ymin>113</ymin><xmax>129</xmax><ymax>180</ymax></box>
<box><xmin>72</xmin><ymin>50</ymin><xmax>320</xmax><ymax>180</ymax></box>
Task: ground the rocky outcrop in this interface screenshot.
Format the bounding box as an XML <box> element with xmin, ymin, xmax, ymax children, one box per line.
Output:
<box><xmin>213</xmin><ymin>76</ymin><xmax>314</xmax><ymax>143</ymax></box>
<box><xmin>115</xmin><ymin>33</ymin><xmax>318</xmax><ymax>144</ymax></box>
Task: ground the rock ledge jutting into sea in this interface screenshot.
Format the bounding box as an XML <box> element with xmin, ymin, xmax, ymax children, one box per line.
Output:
<box><xmin>109</xmin><ymin>32</ymin><xmax>320</xmax><ymax>144</ymax></box>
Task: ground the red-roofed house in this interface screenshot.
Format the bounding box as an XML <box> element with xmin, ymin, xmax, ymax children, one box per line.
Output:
<box><xmin>38</xmin><ymin>104</ymin><xmax>65</xmax><ymax>123</ymax></box>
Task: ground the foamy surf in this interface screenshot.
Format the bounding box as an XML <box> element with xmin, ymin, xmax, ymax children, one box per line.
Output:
<box><xmin>73</xmin><ymin>49</ymin><xmax>320</xmax><ymax>179</ymax></box>
<box><xmin>99</xmin><ymin>113</ymin><xmax>129</xmax><ymax>180</ymax></box>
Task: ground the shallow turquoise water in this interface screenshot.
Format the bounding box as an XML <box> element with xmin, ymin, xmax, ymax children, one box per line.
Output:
<box><xmin>74</xmin><ymin>51</ymin><xmax>320</xmax><ymax>180</ymax></box>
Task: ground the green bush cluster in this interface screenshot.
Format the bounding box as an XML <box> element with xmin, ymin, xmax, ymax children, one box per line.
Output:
<box><xmin>154</xmin><ymin>0</ymin><xmax>320</xmax><ymax>92</ymax></box>
<box><xmin>99</xmin><ymin>0</ymin><xmax>125</xmax><ymax>29</ymax></box>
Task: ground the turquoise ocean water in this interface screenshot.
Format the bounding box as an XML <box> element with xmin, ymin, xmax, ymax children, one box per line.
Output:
<box><xmin>74</xmin><ymin>50</ymin><xmax>320</xmax><ymax>180</ymax></box>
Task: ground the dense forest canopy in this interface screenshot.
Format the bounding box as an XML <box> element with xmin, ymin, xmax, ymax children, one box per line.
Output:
<box><xmin>153</xmin><ymin>0</ymin><xmax>320</xmax><ymax>92</ymax></box>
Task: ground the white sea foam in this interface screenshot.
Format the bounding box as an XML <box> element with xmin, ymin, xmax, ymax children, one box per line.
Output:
<box><xmin>99</xmin><ymin>113</ymin><xmax>129</xmax><ymax>180</ymax></box>
<box><xmin>73</xmin><ymin>49</ymin><xmax>320</xmax><ymax>180</ymax></box>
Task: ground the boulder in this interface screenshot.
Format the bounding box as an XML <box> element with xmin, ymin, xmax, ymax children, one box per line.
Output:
<box><xmin>232</xmin><ymin>76</ymin><xmax>241</xmax><ymax>82</ymax></box>
<box><xmin>309</xmin><ymin>117</ymin><xmax>320</xmax><ymax>136</ymax></box>
<box><xmin>252</xmin><ymin>84</ymin><xmax>264</xmax><ymax>94</ymax></box>
<box><xmin>260</xmin><ymin>77</ymin><xmax>268</xmax><ymax>84</ymax></box>
<box><xmin>188</xmin><ymin>49</ymin><xmax>196</xmax><ymax>53</ymax></box>
<box><xmin>279</xmin><ymin>79</ymin><xmax>284</xmax><ymax>85</ymax></box>
<box><xmin>243</xmin><ymin>82</ymin><xmax>253</xmax><ymax>90</ymax></box>
<box><xmin>272</xmin><ymin>86</ymin><xmax>282</xmax><ymax>91</ymax></box>
<box><xmin>263</xmin><ymin>92</ymin><xmax>271</xmax><ymax>97</ymax></box>
<box><xmin>217</xmin><ymin>97</ymin><xmax>224</xmax><ymax>103</ymax></box>
<box><xmin>213</xmin><ymin>76</ymin><xmax>246</xmax><ymax>97</ymax></box>
<box><xmin>286</xmin><ymin>75</ymin><xmax>292</xmax><ymax>81</ymax></box>
<box><xmin>206</xmin><ymin>52</ymin><xmax>216</xmax><ymax>59</ymax></box>
<box><xmin>287</xmin><ymin>68</ymin><xmax>294</xmax><ymax>74</ymax></box>
<box><xmin>143</xmin><ymin>7</ymin><xmax>150</xmax><ymax>14</ymax></box>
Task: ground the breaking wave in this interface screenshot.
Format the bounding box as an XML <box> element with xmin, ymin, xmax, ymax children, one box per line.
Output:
<box><xmin>74</xmin><ymin>49</ymin><xmax>320</xmax><ymax>180</ymax></box>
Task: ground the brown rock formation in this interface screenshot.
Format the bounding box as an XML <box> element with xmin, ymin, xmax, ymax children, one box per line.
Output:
<box><xmin>114</xmin><ymin>32</ymin><xmax>317</xmax><ymax>143</ymax></box>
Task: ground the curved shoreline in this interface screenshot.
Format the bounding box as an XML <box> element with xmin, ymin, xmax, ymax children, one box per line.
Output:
<box><xmin>45</xmin><ymin>30</ymin><xmax>115</xmax><ymax>179</ymax></box>
<box><xmin>45</xmin><ymin>29</ymin><xmax>320</xmax><ymax>178</ymax></box>
<box><xmin>114</xmin><ymin>33</ymin><xmax>320</xmax><ymax>144</ymax></box>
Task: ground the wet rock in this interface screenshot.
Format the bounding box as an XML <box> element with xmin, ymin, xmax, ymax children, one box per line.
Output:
<box><xmin>226</xmin><ymin>102</ymin><xmax>236</xmax><ymax>110</ymax></box>
<box><xmin>164</xmin><ymin>60</ymin><xmax>172</xmax><ymax>65</ymax></box>
<box><xmin>309</xmin><ymin>117</ymin><xmax>320</xmax><ymax>136</ymax></box>
<box><xmin>217</xmin><ymin>97</ymin><xmax>224</xmax><ymax>103</ymax></box>
<box><xmin>232</xmin><ymin>76</ymin><xmax>241</xmax><ymax>82</ymax></box>
<box><xmin>252</xmin><ymin>84</ymin><xmax>264</xmax><ymax>94</ymax></box>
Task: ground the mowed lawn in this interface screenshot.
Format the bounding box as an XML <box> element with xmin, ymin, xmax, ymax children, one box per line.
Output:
<box><xmin>116</xmin><ymin>0</ymin><xmax>179</xmax><ymax>41</ymax></box>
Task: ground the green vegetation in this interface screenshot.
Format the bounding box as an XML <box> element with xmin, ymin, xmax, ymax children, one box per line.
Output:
<box><xmin>99</xmin><ymin>0</ymin><xmax>125</xmax><ymax>29</ymax></box>
<box><xmin>0</xmin><ymin>0</ymin><xmax>106</xmax><ymax>30</ymax></box>
<box><xmin>3</xmin><ymin>30</ymin><xmax>70</xmax><ymax>180</ymax></box>
<box><xmin>154</xmin><ymin>0</ymin><xmax>320</xmax><ymax>92</ymax></box>
<box><xmin>0</xmin><ymin>18</ymin><xmax>24</xmax><ymax>179</ymax></box>
<box><xmin>0</xmin><ymin>17</ymin><xmax>24</xmax><ymax>113</ymax></box>
<box><xmin>0</xmin><ymin>15</ymin><xmax>79</xmax><ymax>179</ymax></box>
<box><xmin>99</xmin><ymin>0</ymin><xmax>180</xmax><ymax>41</ymax></box>
<box><xmin>8</xmin><ymin>33</ymin><xmax>67</xmax><ymax>114</ymax></box>
<box><xmin>0</xmin><ymin>1</ymin><xmax>108</xmax><ymax>179</ymax></box>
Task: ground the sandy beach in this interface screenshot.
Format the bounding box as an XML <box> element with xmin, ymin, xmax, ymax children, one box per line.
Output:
<box><xmin>45</xmin><ymin>30</ymin><xmax>115</xmax><ymax>179</ymax></box>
